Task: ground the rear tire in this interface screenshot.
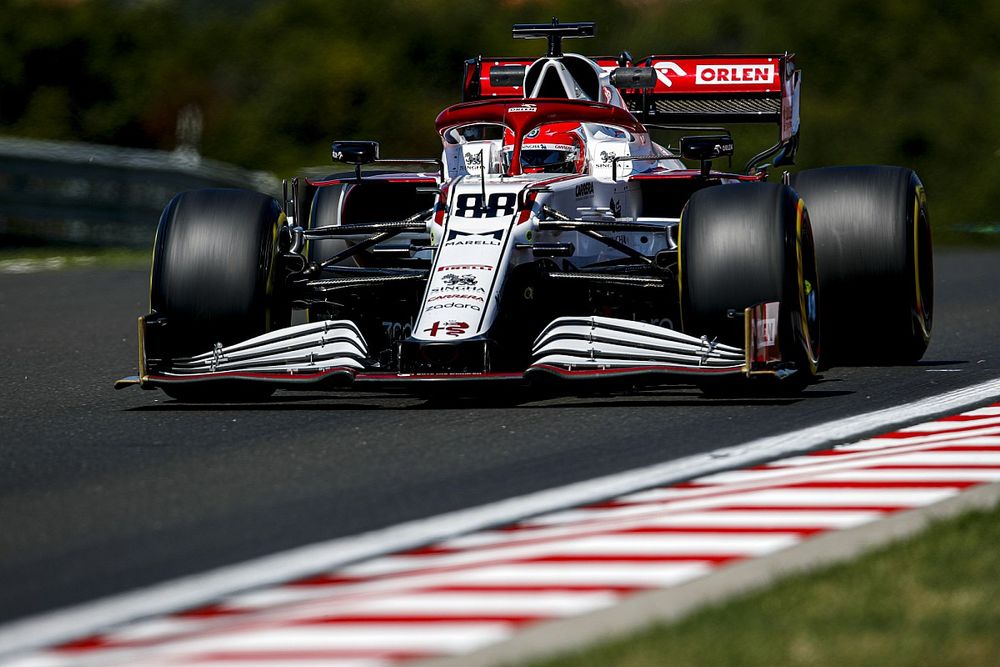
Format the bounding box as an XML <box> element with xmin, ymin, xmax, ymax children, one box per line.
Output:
<box><xmin>790</xmin><ymin>166</ymin><xmax>932</xmax><ymax>364</ymax></box>
<box><xmin>679</xmin><ymin>183</ymin><xmax>820</xmax><ymax>395</ymax></box>
<box><xmin>149</xmin><ymin>188</ymin><xmax>287</xmax><ymax>401</ymax></box>
<box><xmin>308</xmin><ymin>178</ymin><xmax>355</xmax><ymax>268</ymax></box>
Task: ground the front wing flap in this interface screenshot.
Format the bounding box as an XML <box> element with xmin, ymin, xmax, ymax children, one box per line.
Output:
<box><xmin>115</xmin><ymin>319</ymin><xmax>367</xmax><ymax>391</ymax></box>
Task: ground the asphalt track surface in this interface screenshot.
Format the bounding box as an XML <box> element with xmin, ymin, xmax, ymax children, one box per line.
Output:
<box><xmin>1</xmin><ymin>247</ymin><xmax>998</xmax><ymax>624</ymax></box>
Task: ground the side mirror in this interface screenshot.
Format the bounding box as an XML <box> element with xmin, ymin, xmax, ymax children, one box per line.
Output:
<box><xmin>331</xmin><ymin>140</ymin><xmax>379</xmax><ymax>165</ymax></box>
<box><xmin>680</xmin><ymin>135</ymin><xmax>734</xmax><ymax>162</ymax></box>
<box><xmin>610</xmin><ymin>67</ymin><xmax>656</xmax><ymax>89</ymax></box>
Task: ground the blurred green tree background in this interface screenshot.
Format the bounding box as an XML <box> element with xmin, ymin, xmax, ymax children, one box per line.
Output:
<box><xmin>2</xmin><ymin>0</ymin><xmax>998</xmax><ymax>232</ymax></box>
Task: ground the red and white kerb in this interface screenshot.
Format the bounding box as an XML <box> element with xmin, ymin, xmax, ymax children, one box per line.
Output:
<box><xmin>16</xmin><ymin>404</ymin><xmax>1000</xmax><ymax>666</ymax></box>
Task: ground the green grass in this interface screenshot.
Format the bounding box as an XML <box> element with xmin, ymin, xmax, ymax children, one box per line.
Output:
<box><xmin>0</xmin><ymin>246</ymin><xmax>150</xmax><ymax>272</ymax></box>
<box><xmin>530</xmin><ymin>502</ymin><xmax>1000</xmax><ymax>667</ymax></box>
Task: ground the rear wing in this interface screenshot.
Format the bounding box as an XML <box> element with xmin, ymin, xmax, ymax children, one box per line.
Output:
<box><xmin>462</xmin><ymin>52</ymin><xmax>801</xmax><ymax>170</ymax></box>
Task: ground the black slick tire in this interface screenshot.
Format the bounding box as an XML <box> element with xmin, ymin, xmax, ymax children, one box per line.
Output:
<box><xmin>790</xmin><ymin>166</ymin><xmax>932</xmax><ymax>364</ymax></box>
<box><xmin>679</xmin><ymin>182</ymin><xmax>820</xmax><ymax>395</ymax></box>
<box><xmin>149</xmin><ymin>188</ymin><xmax>287</xmax><ymax>401</ymax></box>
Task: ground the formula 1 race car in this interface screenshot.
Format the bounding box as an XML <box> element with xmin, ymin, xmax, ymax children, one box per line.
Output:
<box><xmin>117</xmin><ymin>20</ymin><xmax>933</xmax><ymax>400</ymax></box>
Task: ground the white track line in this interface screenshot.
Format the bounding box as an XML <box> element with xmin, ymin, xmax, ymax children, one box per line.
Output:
<box><xmin>2</xmin><ymin>377</ymin><xmax>1000</xmax><ymax>658</ymax></box>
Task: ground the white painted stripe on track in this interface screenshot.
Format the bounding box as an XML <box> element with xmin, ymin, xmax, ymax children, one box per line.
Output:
<box><xmin>107</xmin><ymin>617</ymin><xmax>201</xmax><ymax>642</ymax></box>
<box><xmin>207</xmin><ymin>662</ymin><xmax>387</xmax><ymax>667</ymax></box>
<box><xmin>340</xmin><ymin>534</ymin><xmax>799</xmax><ymax>577</ymax></box>
<box><xmin>177</xmin><ymin>660</ymin><xmax>389</xmax><ymax>667</ymax></box>
<box><xmin>330</xmin><ymin>591</ymin><xmax>620</xmax><ymax>615</ymax></box>
<box><xmin>896</xmin><ymin>415</ymin><xmax>1000</xmax><ymax>431</ymax></box>
<box><xmin>801</xmin><ymin>469</ymin><xmax>1000</xmax><ymax>481</ymax></box>
<box><xmin>146</xmin><ymin>624</ymin><xmax>512</xmax><ymax>652</ymax></box>
<box><xmin>242</xmin><ymin>562</ymin><xmax>712</xmax><ymax>603</ymax></box>
<box><xmin>522</xmin><ymin>487</ymin><xmax>957</xmax><ymax>526</ymax></box>
<box><xmin>221</xmin><ymin>587</ymin><xmax>339</xmax><ymax>610</ymax></box>
<box><xmin>32</xmin><ymin>623</ymin><xmax>511</xmax><ymax>667</ymax></box>
<box><xmin>845</xmin><ymin>429</ymin><xmax>1000</xmax><ymax>447</ymax></box>
<box><xmin>831</xmin><ymin>451</ymin><xmax>1000</xmax><ymax>466</ymax></box>
<box><xmin>441</xmin><ymin>510</ymin><xmax>880</xmax><ymax>549</ymax></box>
<box><xmin>191</xmin><ymin>656</ymin><xmax>419</xmax><ymax>667</ymax></box>
<box><xmin>504</xmin><ymin>501</ymin><xmax>822</xmax><ymax>528</ymax></box>
<box><xmin>179</xmin><ymin>660</ymin><xmax>388</xmax><ymax>667</ymax></box>
<box><xmin>171</xmin><ymin>564</ymin><xmax>709</xmax><ymax>620</ymax></box>
<box><xmin>219</xmin><ymin>590</ymin><xmax>618</xmax><ymax>625</ymax></box>
<box><xmin>11</xmin><ymin>626</ymin><xmax>507</xmax><ymax>667</ymax></box>
<box><xmin>40</xmin><ymin>657</ymin><xmax>389</xmax><ymax>667</ymax></box>
<box><xmin>434</xmin><ymin>562</ymin><xmax>711</xmax><ymax>587</ymax></box>
<box><xmin>768</xmin><ymin>436</ymin><xmax>1000</xmax><ymax>459</ymax></box>
<box><xmin>3</xmin><ymin>377</ymin><xmax>1000</xmax><ymax>658</ymax></box>
<box><xmin>250</xmin><ymin>594</ymin><xmax>622</xmax><ymax>630</ymax></box>
<box><xmin>693</xmin><ymin>466</ymin><xmax>1000</xmax><ymax>486</ymax></box>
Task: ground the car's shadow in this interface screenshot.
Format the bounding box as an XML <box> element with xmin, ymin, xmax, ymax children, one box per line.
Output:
<box><xmin>126</xmin><ymin>377</ymin><xmax>855</xmax><ymax>412</ymax></box>
<box><xmin>831</xmin><ymin>358</ymin><xmax>968</xmax><ymax>369</ymax></box>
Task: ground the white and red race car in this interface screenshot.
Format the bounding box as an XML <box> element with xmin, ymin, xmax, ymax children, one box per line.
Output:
<box><xmin>118</xmin><ymin>20</ymin><xmax>932</xmax><ymax>400</ymax></box>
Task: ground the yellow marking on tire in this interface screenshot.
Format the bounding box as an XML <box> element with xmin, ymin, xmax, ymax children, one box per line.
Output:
<box><xmin>265</xmin><ymin>212</ymin><xmax>283</xmax><ymax>332</ymax></box>
<box><xmin>795</xmin><ymin>198</ymin><xmax>818</xmax><ymax>373</ymax></box>
<box><xmin>912</xmin><ymin>185</ymin><xmax>930</xmax><ymax>341</ymax></box>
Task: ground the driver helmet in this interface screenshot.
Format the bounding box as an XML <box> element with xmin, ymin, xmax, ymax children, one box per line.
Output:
<box><xmin>503</xmin><ymin>122</ymin><xmax>586</xmax><ymax>174</ymax></box>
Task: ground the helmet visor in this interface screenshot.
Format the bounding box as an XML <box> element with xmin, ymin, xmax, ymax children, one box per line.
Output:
<box><xmin>521</xmin><ymin>149</ymin><xmax>575</xmax><ymax>170</ymax></box>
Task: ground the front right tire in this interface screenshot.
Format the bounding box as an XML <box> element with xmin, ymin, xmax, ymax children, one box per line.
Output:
<box><xmin>149</xmin><ymin>188</ymin><xmax>287</xmax><ymax>401</ymax></box>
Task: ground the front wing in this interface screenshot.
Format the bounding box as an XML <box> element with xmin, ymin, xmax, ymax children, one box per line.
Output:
<box><xmin>115</xmin><ymin>302</ymin><xmax>792</xmax><ymax>393</ymax></box>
